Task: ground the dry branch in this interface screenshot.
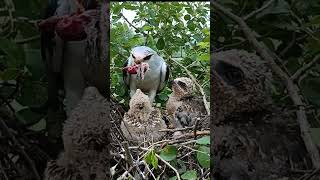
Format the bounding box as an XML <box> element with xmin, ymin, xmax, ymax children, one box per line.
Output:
<box><xmin>155</xmin><ymin>153</ymin><xmax>181</xmax><ymax>180</ymax></box>
<box><xmin>212</xmin><ymin>1</ymin><xmax>320</xmax><ymax>168</ymax></box>
<box><xmin>0</xmin><ymin>117</ymin><xmax>41</xmax><ymax>180</ymax></box>
<box><xmin>120</xmin><ymin>13</ymin><xmax>147</xmax><ymax>37</ymax></box>
<box><xmin>243</xmin><ymin>0</ymin><xmax>275</xmax><ymax>20</ymax></box>
<box><xmin>292</xmin><ymin>54</ymin><xmax>320</xmax><ymax>81</ymax></box>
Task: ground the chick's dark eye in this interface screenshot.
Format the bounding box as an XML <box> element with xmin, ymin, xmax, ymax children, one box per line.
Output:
<box><xmin>143</xmin><ymin>55</ymin><xmax>152</xmax><ymax>61</ymax></box>
<box><xmin>177</xmin><ymin>81</ymin><xmax>188</xmax><ymax>91</ymax></box>
<box><xmin>215</xmin><ymin>61</ymin><xmax>244</xmax><ymax>86</ymax></box>
<box><xmin>138</xmin><ymin>104</ymin><xmax>144</xmax><ymax>109</ymax></box>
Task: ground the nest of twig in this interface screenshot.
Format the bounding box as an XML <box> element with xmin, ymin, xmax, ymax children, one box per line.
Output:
<box><xmin>110</xmin><ymin>98</ymin><xmax>210</xmax><ymax>180</ymax></box>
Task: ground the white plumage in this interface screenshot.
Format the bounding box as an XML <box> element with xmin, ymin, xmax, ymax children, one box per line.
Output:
<box><xmin>123</xmin><ymin>46</ymin><xmax>170</xmax><ymax>103</ymax></box>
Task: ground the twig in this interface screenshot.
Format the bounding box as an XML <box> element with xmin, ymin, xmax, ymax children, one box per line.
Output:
<box><xmin>175</xmin><ymin>130</ymin><xmax>210</xmax><ymax>139</ymax></box>
<box><xmin>159</xmin><ymin>126</ymin><xmax>194</xmax><ymax>132</ymax></box>
<box><xmin>120</xmin><ymin>13</ymin><xmax>147</xmax><ymax>36</ymax></box>
<box><xmin>170</xmin><ymin>58</ymin><xmax>210</xmax><ymax>115</ymax></box>
<box><xmin>280</xmin><ymin>32</ymin><xmax>296</xmax><ymax>58</ymax></box>
<box><xmin>122</xmin><ymin>141</ymin><xmax>134</xmax><ymax>167</ymax></box>
<box><xmin>215</xmin><ymin>40</ymin><xmax>247</xmax><ymax>52</ymax></box>
<box><xmin>154</xmin><ymin>153</ymin><xmax>181</xmax><ymax>180</ymax></box>
<box><xmin>193</xmin><ymin>118</ymin><xmax>200</xmax><ymax>140</ymax></box>
<box><xmin>243</xmin><ymin>0</ymin><xmax>275</xmax><ymax>20</ymax></box>
<box><xmin>0</xmin><ymin>162</ymin><xmax>9</xmax><ymax>180</ymax></box>
<box><xmin>292</xmin><ymin>54</ymin><xmax>320</xmax><ymax>81</ymax></box>
<box><xmin>212</xmin><ymin>1</ymin><xmax>320</xmax><ymax>169</ymax></box>
<box><xmin>141</xmin><ymin>161</ymin><xmax>156</xmax><ymax>180</ymax></box>
<box><xmin>0</xmin><ymin>117</ymin><xmax>41</xmax><ymax>180</ymax></box>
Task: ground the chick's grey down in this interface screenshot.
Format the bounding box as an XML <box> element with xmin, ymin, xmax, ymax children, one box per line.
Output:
<box><xmin>123</xmin><ymin>46</ymin><xmax>169</xmax><ymax>103</ymax></box>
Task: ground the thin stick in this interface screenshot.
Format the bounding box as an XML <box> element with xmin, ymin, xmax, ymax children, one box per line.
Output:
<box><xmin>0</xmin><ymin>117</ymin><xmax>41</xmax><ymax>180</ymax></box>
<box><xmin>154</xmin><ymin>153</ymin><xmax>181</xmax><ymax>180</ymax></box>
<box><xmin>159</xmin><ymin>126</ymin><xmax>195</xmax><ymax>132</ymax></box>
<box><xmin>212</xmin><ymin>1</ymin><xmax>320</xmax><ymax>168</ymax></box>
<box><xmin>0</xmin><ymin>162</ymin><xmax>9</xmax><ymax>180</ymax></box>
<box><xmin>120</xmin><ymin>13</ymin><xmax>147</xmax><ymax>36</ymax></box>
<box><xmin>243</xmin><ymin>0</ymin><xmax>275</xmax><ymax>20</ymax></box>
<box><xmin>291</xmin><ymin>54</ymin><xmax>320</xmax><ymax>81</ymax></box>
<box><xmin>122</xmin><ymin>141</ymin><xmax>134</xmax><ymax>167</ymax></box>
<box><xmin>193</xmin><ymin>118</ymin><xmax>200</xmax><ymax>139</ymax></box>
<box><xmin>170</xmin><ymin>58</ymin><xmax>210</xmax><ymax>115</ymax></box>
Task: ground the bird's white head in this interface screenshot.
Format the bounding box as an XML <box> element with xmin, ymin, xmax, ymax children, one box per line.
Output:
<box><xmin>172</xmin><ymin>77</ymin><xmax>194</xmax><ymax>99</ymax></box>
<box><xmin>131</xmin><ymin>46</ymin><xmax>157</xmax><ymax>65</ymax></box>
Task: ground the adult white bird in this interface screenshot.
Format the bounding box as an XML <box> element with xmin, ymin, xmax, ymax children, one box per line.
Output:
<box><xmin>123</xmin><ymin>46</ymin><xmax>170</xmax><ymax>103</ymax></box>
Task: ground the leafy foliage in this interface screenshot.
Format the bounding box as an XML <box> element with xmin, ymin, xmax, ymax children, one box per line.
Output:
<box><xmin>142</xmin><ymin>136</ymin><xmax>210</xmax><ymax>179</ymax></box>
<box><xmin>0</xmin><ymin>0</ymin><xmax>46</xmax><ymax>131</ymax></box>
<box><xmin>110</xmin><ymin>2</ymin><xmax>210</xmax><ymax>107</ymax></box>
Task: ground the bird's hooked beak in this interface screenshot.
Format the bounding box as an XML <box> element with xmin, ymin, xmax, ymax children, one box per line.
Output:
<box><xmin>134</xmin><ymin>59</ymin><xmax>142</xmax><ymax>64</ymax></box>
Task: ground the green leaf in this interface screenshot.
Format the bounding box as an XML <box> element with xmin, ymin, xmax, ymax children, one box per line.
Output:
<box><xmin>160</xmin><ymin>145</ymin><xmax>177</xmax><ymax>161</ymax></box>
<box><xmin>187</xmin><ymin>22</ymin><xmax>196</xmax><ymax>31</ymax></box>
<box><xmin>197</xmin><ymin>146</ymin><xmax>210</xmax><ymax>168</ymax></box>
<box><xmin>124</xmin><ymin>4</ymin><xmax>137</xmax><ymax>10</ymax></box>
<box><xmin>16</xmin><ymin>80</ymin><xmax>48</xmax><ymax>107</ymax></box>
<box><xmin>0</xmin><ymin>85</ymin><xmax>16</xmax><ymax>99</ymax></box>
<box><xmin>311</xmin><ymin>128</ymin><xmax>320</xmax><ymax>147</ymax></box>
<box><xmin>198</xmin><ymin>54</ymin><xmax>210</xmax><ymax>62</ymax></box>
<box><xmin>144</xmin><ymin>149</ymin><xmax>158</xmax><ymax>169</ymax></box>
<box><xmin>301</xmin><ymin>78</ymin><xmax>320</xmax><ymax>106</ymax></box>
<box><xmin>184</xmin><ymin>14</ymin><xmax>191</xmax><ymax>20</ymax></box>
<box><xmin>169</xmin><ymin>176</ymin><xmax>177</xmax><ymax>180</ymax></box>
<box><xmin>196</xmin><ymin>136</ymin><xmax>210</xmax><ymax>145</ymax></box>
<box><xmin>28</xmin><ymin>118</ymin><xmax>46</xmax><ymax>131</ymax></box>
<box><xmin>16</xmin><ymin>108</ymin><xmax>44</xmax><ymax>126</ymax></box>
<box><xmin>181</xmin><ymin>170</ymin><xmax>197</xmax><ymax>180</ymax></box>
<box><xmin>309</xmin><ymin>15</ymin><xmax>320</xmax><ymax>25</ymax></box>
<box><xmin>112</xmin><ymin>4</ymin><xmax>122</xmax><ymax>15</ymax></box>
<box><xmin>143</xmin><ymin>25</ymin><xmax>153</xmax><ymax>31</ymax></box>
<box><xmin>0</xmin><ymin>38</ymin><xmax>25</xmax><ymax>68</ymax></box>
<box><xmin>25</xmin><ymin>49</ymin><xmax>45</xmax><ymax>80</ymax></box>
<box><xmin>0</xmin><ymin>68</ymin><xmax>20</xmax><ymax>80</ymax></box>
<box><xmin>158</xmin><ymin>93</ymin><xmax>168</xmax><ymax>101</ymax></box>
<box><xmin>177</xmin><ymin>159</ymin><xmax>187</xmax><ymax>174</ymax></box>
<box><xmin>156</xmin><ymin>38</ymin><xmax>165</xmax><ymax>50</ymax></box>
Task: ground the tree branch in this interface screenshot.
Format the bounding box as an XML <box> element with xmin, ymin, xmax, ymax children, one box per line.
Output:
<box><xmin>0</xmin><ymin>117</ymin><xmax>41</xmax><ymax>180</ymax></box>
<box><xmin>243</xmin><ymin>0</ymin><xmax>275</xmax><ymax>20</ymax></box>
<box><xmin>212</xmin><ymin>1</ymin><xmax>320</xmax><ymax>169</ymax></box>
<box><xmin>292</xmin><ymin>54</ymin><xmax>320</xmax><ymax>81</ymax></box>
<box><xmin>120</xmin><ymin>13</ymin><xmax>147</xmax><ymax>36</ymax></box>
<box><xmin>155</xmin><ymin>153</ymin><xmax>181</xmax><ymax>180</ymax></box>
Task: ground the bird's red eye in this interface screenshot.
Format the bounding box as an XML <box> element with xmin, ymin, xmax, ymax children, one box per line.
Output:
<box><xmin>132</xmin><ymin>54</ymin><xmax>136</xmax><ymax>59</ymax></box>
<box><xmin>143</xmin><ymin>55</ymin><xmax>152</xmax><ymax>61</ymax></box>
